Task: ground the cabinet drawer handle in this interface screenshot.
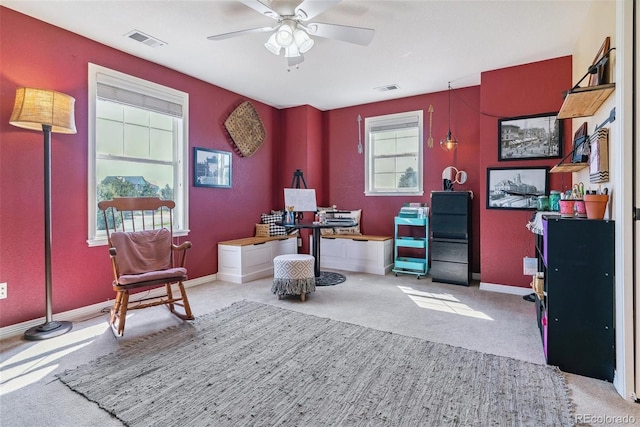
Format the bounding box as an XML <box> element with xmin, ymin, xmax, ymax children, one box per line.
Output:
<box><xmin>253</xmin><ymin>242</ymin><xmax>267</xmax><ymax>246</ymax></box>
<box><xmin>353</xmin><ymin>239</ymin><xmax>369</xmax><ymax>242</ymax></box>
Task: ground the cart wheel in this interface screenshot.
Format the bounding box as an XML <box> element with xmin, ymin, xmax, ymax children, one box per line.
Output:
<box><xmin>416</xmin><ymin>275</ymin><xmax>420</xmax><ymax>279</ymax></box>
<box><xmin>394</xmin><ymin>273</ymin><xmax>398</xmax><ymax>277</ymax></box>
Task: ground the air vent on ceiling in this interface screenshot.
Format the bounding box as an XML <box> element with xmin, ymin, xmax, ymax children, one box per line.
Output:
<box><xmin>374</xmin><ymin>84</ymin><xmax>400</xmax><ymax>92</ymax></box>
<box><xmin>124</xmin><ymin>30</ymin><xmax>166</xmax><ymax>48</ymax></box>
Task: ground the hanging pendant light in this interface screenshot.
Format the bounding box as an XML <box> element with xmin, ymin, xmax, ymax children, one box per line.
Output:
<box><xmin>440</xmin><ymin>82</ymin><xmax>458</xmax><ymax>152</ymax></box>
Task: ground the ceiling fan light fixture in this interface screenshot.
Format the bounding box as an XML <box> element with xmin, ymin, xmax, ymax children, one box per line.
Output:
<box><xmin>264</xmin><ymin>33</ymin><xmax>281</xmax><ymax>55</ymax></box>
<box><xmin>275</xmin><ymin>23</ymin><xmax>294</xmax><ymax>47</ymax></box>
<box><xmin>294</xmin><ymin>29</ymin><xmax>314</xmax><ymax>53</ymax></box>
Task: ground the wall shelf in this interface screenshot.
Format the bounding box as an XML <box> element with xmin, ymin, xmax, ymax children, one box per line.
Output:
<box><xmin>550</xmin><ymin>162</ymin><xmax>588</xmax><ymax>173</ymax></box>
<box><xmin>557</xmin><ymin>83</ymin><xmax>615</xmax><ymax>119</ymax></box>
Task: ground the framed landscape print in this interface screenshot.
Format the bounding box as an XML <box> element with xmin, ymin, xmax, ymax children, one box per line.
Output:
<box><xmin>486</xmin><ymin>167</ymin><xmax>549</xmax><ymax>210</ymax></box>
<box><xmin>498</xmin><ymin>112</ymin><xmax>562</xmax><ymax>161</ymax></box>
<box><xmin>193</xmin><ymin>148</ymin><xmax>232</xmax><ymax>188</ymax></box>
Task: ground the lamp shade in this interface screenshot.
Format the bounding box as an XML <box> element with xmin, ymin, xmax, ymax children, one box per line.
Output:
<box><xmin>264</xmin><ymin>33</ymin><xmax>282</xmax><ymax>55</ymax></box>
<box><xmin>440</xmin><ymin>130</ymin><xmax>458</xmax><ymax>152</ymax></box>
<box><xmin>9</xmin><ymin>88</ymin><xmax>76</xmax><ymax>134</ymax></box>
<box><xmin>294</xmin><ymin>29</ymin><xmax>314</xmax><ymax>53</ymax></box>
<box><xmin>275</xmin><ymin>23</ymin><xmax>294</xmax><ymax>47</ymax></box>
<box><xmin>284</xmin><ymin>42</ymin><xmax>300</xmax><ymax>58</ymax></box>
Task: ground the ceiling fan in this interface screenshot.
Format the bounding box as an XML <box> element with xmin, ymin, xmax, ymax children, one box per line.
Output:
<box><xmin>207</xmin><ymin>0</ymin><xmax>375</xmax><ymax>68</ymax></box>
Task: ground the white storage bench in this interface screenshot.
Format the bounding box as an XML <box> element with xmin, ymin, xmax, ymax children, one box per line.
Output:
<box><xmin>311</xmin><ymin>235</ymin><xmax>393</xmax><ymax>275</ymax></box>
<box><xmin>217</xmin><ymin>236</ymin><xmax>297</xmax><ymax>283</ymax></box>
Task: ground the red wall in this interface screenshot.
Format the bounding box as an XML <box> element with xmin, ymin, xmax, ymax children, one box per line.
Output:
<box><xmin>324</xmin><ymin>87</ymin><xmax>482</xmax><ymax>271</ymax></box>
<box><xmin>479</xmin><ymin>57</ymin><xmax>573</xmax><ymax>287</ymax></box>
<box><xmin>0</xmin><ymin>8</ymin><xmax>280</xmax><ymax>326</ymax></box>
<box><xmin>278</xmin><ymin>105</ymin><xmax>325</xmax><ymax>254</ymax></box>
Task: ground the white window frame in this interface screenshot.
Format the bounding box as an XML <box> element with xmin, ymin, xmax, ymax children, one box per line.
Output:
<box><xmin>364</xmin><ymin>110</ymin><xmax>424</xmax><ymax>196</ymax></box>
<box><xmin>87</xmin><ymin>63</ymin><xmax>189</xmax><ymax>246</ymax></box>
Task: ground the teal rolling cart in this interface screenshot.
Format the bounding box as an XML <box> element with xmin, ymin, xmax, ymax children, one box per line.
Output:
<box><xmin>392</xmin><ymin>216</ymin><xmax>428</xmax><ymax>278</ymax></box>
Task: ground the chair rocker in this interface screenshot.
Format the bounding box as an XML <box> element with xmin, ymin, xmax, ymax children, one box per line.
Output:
<box><xmin>98</xmin><ymin>197</ymin><xmax>194</xmax><ymax>337</ymax></box>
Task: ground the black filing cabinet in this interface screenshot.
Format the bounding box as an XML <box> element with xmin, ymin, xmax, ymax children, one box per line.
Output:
<box><xmin>539</xmin><ymin>217</ymin><xmax>614</xmax><ymax>382</ymax></box>
<box><xmin>430</xmin><ymin>191</ymin><xmax>472</xmax><ymax>286</ymax></box>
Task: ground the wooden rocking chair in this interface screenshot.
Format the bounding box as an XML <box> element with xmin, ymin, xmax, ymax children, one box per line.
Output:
<box><xmin>98</xmin><ymin>197</ymin><xmax>194</xmax><ymax>337</ymax></box>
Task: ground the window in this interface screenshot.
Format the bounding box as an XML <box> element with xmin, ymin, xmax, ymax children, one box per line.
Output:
<box><xmin>364</xmin><ymin>110</ymin><xmax>424</xmax><ymax>196</ymax></box>
<box><xmin>87</xmin><ymin>64</ymin><xmax>189</xmax><ymax>245</ymax></box>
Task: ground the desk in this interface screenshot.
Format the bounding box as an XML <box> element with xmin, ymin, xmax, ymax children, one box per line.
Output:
<box><xmin>279</xmin><ymin>219</ymin><xmax>356</xmax><ymax>286</ymax></box>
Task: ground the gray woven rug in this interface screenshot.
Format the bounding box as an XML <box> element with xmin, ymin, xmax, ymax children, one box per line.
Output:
<box><xmin>58</xmin><ymin>300</ymin><xmax>573</xmax><ymax>426</ymax></box>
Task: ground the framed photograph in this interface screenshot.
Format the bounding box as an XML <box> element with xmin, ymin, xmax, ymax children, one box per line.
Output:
<box><xmin>486</xmin><ymin>167</ymin><xmax>549</xmax><ymax>210</ymax></box>
<box><xmin>193</xmin><ymin>147</ymin><xmax>232</xmax><ymax>188</ymax></box>
<box><xmin>498</xmin><ymin>112</ymin><xmax>562</xmax><ymax>161</ymax></box>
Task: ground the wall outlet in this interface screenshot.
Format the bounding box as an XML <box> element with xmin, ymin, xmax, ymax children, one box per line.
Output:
<box><xmin>0</xmin><ymin>283</ymin><xmax>6</xmax><ymax>299</ymax></box>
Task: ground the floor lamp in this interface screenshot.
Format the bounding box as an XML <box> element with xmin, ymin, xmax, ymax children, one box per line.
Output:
<box><xmin>9</xmin><ymin>87</ymin><xmax>76</xmax><ymax>340</ymax></box>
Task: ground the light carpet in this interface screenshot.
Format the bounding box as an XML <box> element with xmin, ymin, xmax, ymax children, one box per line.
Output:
<box><xmin>57</xmin><ymin>300</ymin><xmax>573</xmax><ymax>426</ymax></box>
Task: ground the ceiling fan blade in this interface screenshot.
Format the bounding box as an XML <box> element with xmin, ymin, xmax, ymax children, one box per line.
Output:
<box><xmin>207</xmin><ymin>26</ymin><xmax>274</xmax><ymax>41</ymax></box>
<box><xmin>287</xmin><ymin>54</ymin><xmax>305</xmax><ymax>68</ymax></box>
<box><xmin>294</xmin><ymin>0</ymin><xmax>340</xmax><ymax>21</ymax></box>
<box><xmin>239</xmin><ymin>0</ymin><xmax>281</xmax><ymax>20</ymax></box>
<box><xmin>306</xmin><ymin>22</ymin><xmax>374</xmax><ymax>46</ymax></box>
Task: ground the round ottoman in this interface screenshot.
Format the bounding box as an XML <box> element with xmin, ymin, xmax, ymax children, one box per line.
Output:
<box><xmin>272</xmin><ymin>254</ymin><xmax>316</xmax><ymax>301</ymax></box>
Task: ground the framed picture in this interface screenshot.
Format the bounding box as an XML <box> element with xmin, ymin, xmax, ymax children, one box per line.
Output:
<box><xmin>571</xmin><ymin>122</ymin><xmax>589</xmax><ymax>163</ymax></box>
<box><xmin>193</xmin><ymin>147</ymin><xmax>232</xmax><ymax>188</ymax></box>
<box><xmin>589</xmin><ymin>36</ymin><xmax>610</xmax><ymax>86</ymax></box>
<box><xmin>498</xmin><ymin>112</ymin><xmax>562</xmax><ymax>161</ymax></box>
<box><xmin>486</xmin><ymin>167</ymin><xmax>549</xmax><ymax>210</ymax></box>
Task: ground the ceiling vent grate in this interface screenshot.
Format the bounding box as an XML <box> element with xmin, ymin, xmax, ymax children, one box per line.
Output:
<box><xmin>374</xmin><ymin>84</ymin><xmax>400</xmax><ymax>92</ymax></box>
<box><xmin>124</xmin><ymin>30</ymin><xmax>166</xmax><ymax>48</ymax></box>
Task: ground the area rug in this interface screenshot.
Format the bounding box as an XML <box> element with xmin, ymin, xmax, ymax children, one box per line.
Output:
<box><xmin>57</xmin><ymin>300</ymin><xmax>574</xmax><ymax>426</ymax></box>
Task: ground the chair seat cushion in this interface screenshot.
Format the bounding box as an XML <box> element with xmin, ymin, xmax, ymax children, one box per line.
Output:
<box><xmin>118</xmin><ymin>267</ymin><xmax>187</xmax><ymax>285</ymax></box>
<box><xmin>111</xmin><ymin>229</ymin><xmax>172</xmax><ymax>275</ymax></box>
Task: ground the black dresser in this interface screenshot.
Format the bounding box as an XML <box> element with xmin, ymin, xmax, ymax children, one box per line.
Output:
<box><xmin>430</xmin><ymin>191</ymin><xmax>472</xmax><ymax>286</ymax></box>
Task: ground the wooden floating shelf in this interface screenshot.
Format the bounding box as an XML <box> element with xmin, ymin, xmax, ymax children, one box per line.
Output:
<box><xmin>557</xmin><ymin>83</ymin><xmax>615</xmax><ymax>119</ymax></box>
<box><xmin>550</xmin><ymin>163</ymin><xmax>588</xmax><ymax>173</ymax></box>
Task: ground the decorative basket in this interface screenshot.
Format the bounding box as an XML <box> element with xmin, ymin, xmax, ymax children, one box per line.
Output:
<box><xmin>224</xmin><ymin>101</ymin><xmax>266</xmax><ymax>157</ymax></box>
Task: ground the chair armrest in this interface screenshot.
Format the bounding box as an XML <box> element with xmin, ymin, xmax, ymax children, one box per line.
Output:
<box><xmin>173</xmin><ymin>241</ymin><xmax>192</xmax><ymax>251</ymax></box>
<box><xmin>172</xmin><ymin>241</ymin><xmax>192</xmax><ymax>268</ymax></box>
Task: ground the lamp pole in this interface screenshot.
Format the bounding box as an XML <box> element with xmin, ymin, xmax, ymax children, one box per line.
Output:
<box><xmin>24</xmin><ymin>124</ymin><xmax>72</xmax><ymax>340</ymax></box>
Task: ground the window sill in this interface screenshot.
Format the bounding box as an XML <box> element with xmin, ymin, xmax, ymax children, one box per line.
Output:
<box><xmin>365</xmin><ymin>191</ymin><xmax>424</xmax><ymax>197</ymax></box>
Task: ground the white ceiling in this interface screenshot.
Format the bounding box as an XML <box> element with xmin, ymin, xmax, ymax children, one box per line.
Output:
<box><xmin>3</xmin><ymin>0</ymin><xmax>594</xmax><ymax>111</ymax></box>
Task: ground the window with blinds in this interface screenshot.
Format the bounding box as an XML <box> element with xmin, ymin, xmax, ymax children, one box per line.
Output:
<box><xmin>87</xmin><ymin>63</ymin><xmax>189</xmax><ymax>245</ymax></box>
<box><xmin>364</xmin><ymin>110</ymin><xmax>424</xmax><ymax>196</ymax></box>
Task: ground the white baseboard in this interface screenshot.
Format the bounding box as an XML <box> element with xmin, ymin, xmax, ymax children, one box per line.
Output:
<box><xmin>0</xmin><ymin>274</ymin><xmax>217</xmax><ymax>341</ymax></box>
<box><xmin>479</xmin><ymin>281</ymin><xmax>532</xmax><ymax>296</ymax></box>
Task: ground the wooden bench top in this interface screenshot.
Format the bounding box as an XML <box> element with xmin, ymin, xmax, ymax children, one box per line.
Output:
<box><xmin>218</xmin><ymin>235</ymin><xmax>296</xmax><ymax>246</ymax></box>
<box><xmin>320</xmin><ymin>234</ymin><xmax>392</xmax><ymax>242</ymax></box>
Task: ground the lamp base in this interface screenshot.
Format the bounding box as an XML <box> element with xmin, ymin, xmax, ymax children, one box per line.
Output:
<box><xmin>24</xmin><ymin>320</ymin><xmax>72</xmax><ymax>341</ymax></box>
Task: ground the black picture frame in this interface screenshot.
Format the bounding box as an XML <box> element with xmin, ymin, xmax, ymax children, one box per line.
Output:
<box><xmin>498</xmin><ymin>112</ymin><xmax>562</xmax><ymax>161</ymax></box>
<box><xmin>486</xmin><ymin>166</ymin><xmax>549</xmax><ymax>210</ymax></box>
<box><xmin>571</xmin><ymin>122</ymin><xmax>589</xmax><ymax>163</ymax></box>
<box><xmin>193</xmin><ymin>147</ymin><xmax>232</xmax><ymax>188</ymax></box>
